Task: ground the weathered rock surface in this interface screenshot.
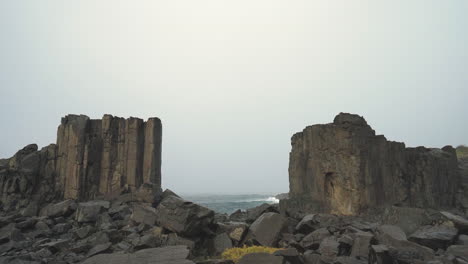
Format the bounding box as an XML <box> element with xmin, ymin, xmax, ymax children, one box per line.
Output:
<box><xmin>408</xmin><ymin>224</ymin><xmax>458</xmax><ymax>250</ymax></box>
<box><xmin>81</xmin><ymin>245</ymin><xmax>194</xmax><ymax>264</ymax></box>
<box><xmin>0</xmin><ymin>114</ymin><xmax>162</xmax><ymax>211</ymax></box>
<box><xmin>244</xmin><ymin>212</ymin><xmax>286</xmax><ymax>247</ymax></box>
<box><xmin>155</xmin><ymin>195</ymin><xmax>215</xmax><ymax>237</ymax></box>
<box><xmin>285</xmin><ymin>113</ymin><xmax>461</xmax><ymax>215</ymax></box>
<box><xmin>237</xmin><ymin>252</ymin><xmax>284</xmax><ymax>264</ymax></box>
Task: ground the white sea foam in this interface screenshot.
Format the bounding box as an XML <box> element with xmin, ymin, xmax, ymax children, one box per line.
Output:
<box><xmin>239</xmin><ymin>196</ymin><xmax>279</xmax><ymax>203</ymax></box>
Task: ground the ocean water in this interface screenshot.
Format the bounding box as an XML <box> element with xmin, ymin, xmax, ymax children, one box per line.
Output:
<box><xmin>181</xmin><ymin>194</ymin><xmax>279</xmax><ymax>214</ymax></box>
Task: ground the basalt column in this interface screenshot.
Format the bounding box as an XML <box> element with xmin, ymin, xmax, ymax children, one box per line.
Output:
<box><xmin>286</xmin><ymin>113</ymin><xmax>461</xmax><ymax>215</ymax></box>
<box><xmin>56</xmin><ymin>115</ymin><xmax>162</xmax><ymax>200</ymax></box>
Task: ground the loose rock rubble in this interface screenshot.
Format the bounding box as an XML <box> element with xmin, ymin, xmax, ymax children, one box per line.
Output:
<box><xmin>1</xmin><ymin>193</ymin><xmax>467</xmax><ymax>264</ymax></box>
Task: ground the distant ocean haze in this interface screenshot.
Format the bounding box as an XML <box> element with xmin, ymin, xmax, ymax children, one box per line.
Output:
<box><xmin>181</xmin><ymin>194</ymin><xmax>280</xmax><ymax>214</ymax></box>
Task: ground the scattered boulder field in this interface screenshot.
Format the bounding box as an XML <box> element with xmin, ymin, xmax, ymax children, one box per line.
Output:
<box><xmin>0</xmin><ymin>193</ymin><xmax>468</xmax><ymax>264</ymax></box>
<box><xmin>0</xmin><ymin>113</ymin><xmax>467</xmax><ymax>264</ymax></box>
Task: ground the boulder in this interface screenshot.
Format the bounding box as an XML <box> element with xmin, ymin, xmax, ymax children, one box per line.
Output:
<box><xmin>335</xmin><ymin>257</ymin><xmax>367</xmax><ymax>264</ymax></box>
<box><xmin>441</xmin><ymin>211</ymin><xmax>468</xmax><ymax>234</ymax></box>
<box><xmin>409</xmin><ymin>224</ymin><xmax>458</xmax><ymax>250</ymax></box>
<box><xmin>273</xmin><ymin>248</ymin><xmax>302</xmax><ymax>264</ymax></box>
<box><xmin>75</xmin><ymin>200</ymin><xmax>110</xmax><ymax>223</ymax></box>
<box><xmin>456</xmin><ymin>234</ymin><xmax>468</xmax><ymax>245</ymax></box>
<box><xmin>303</xmin><ymin>251</ymin><xmax>321</xmax><ymax>264</ymax></box>
<box><xmin>446</xmin><ymin>245</ymin><xmax>468</xmax><ymax>262</ymax></box>
<box><xmin>375</xmin><ymin>225</ymin><xmax>407</xmax><ymax>241</ymax></box>
<box><xmin>375</xmin><ymin>231</ymin><xmax>435</xmax><ymax>262</ymax></box>
<box><xmin>163</xmin><ymin>233</ymin><xmax>196</xmax><ymax>250</ymax></box>
<box><xmin>52</xmin><ymin>223</ymin><xmax>72</xmax><ymax>234</ymax></box>
<box><xmin>0</xmin><ymin>223</ymin><xmax>25</xmax><ymax>244</ymax></box>
<box><xmin>229</xmin><ymin>210</ymin><xmax>248</xmax><ymax>222</ymax></box>
<box><xmin>0</xmin><ymin>256</ymin><xmax>41</xmax><ymax>264</ymax></box>
<box><xmin>155</xmin><ymin>195</ymin><xmax>215</xmax><ymax>237</ymax></box>
<box><xmin>39</xmin><ymin>239</ymin><xmax>70</xmax><ymax>253</ymax></box>
<box><xmin>209</xmin><ymin>232</ymin><xmax>233</xmax><ymax>256</ymax></box>
<box><xmin>74</xmin><ymin>226</ymin><xmax>95</xmax><ymax>239</ymax></box>
<box><xmin>295</xmin><ymin>214</ymin><xmax>340</xmax><ymax>234</ymax></box>
<box><xmin>21</xmin><ymin>202</ymin><xmax>39</xmax><ymax>217</ymax></box>
<box><xmin>217</xmin><ymin>222</ymin><xmax>248</xmax><ymax>245</ymax></box>
<box><xmin>349</xmin><ymin>231</ymin><xmax>373</xmax><ymax>259</ymax></box>
<box><xmin>86</xmin><ymin>242</ymin><xmax>112</xmax><ymax>257</ymax></box>
<box><xmin>237</xmin><ymin>253</ymin><xmax>284</xmax><ymax>264</ymax></box>
<box><xmin>245</xmin><ymin>212</ymin><xmax>286</xmax><ymax>247</ymax></box>
<box><xmin>39</xmin><ymin>200</ymin><xmax>77</xmax><ymax>218</ymax></box>
<box><xmin>318</xmin><ymin>236</ymin><xmax>340</xmax><ymax>263</ymax></box>
<box><xmin>131</xmin><ymin>204</ymin><xmax>158</xmax><ymax>226</ymax></box>
<box><xmin>368</xmin><ymin>245</ymin><xmax>393</xmax><ymax>264</ymax></box>
<box><xmin>16</xmin><ymin>218</ymin><xmax>37</xmax><ymax>230</ymax></box>
<box><xmin>245</xmin><ymin>203</ymin><xmax>279</xmax><ymax>223</ymax></box>
<box><xmin>81</xmin><ymin>245</ymin><xmax>194</xmax><ymax>264</ymax></box>
<box><xmin>301</xmin><ymin>228</ymin><xmax>331</xmax><ymax>249</ymax></box>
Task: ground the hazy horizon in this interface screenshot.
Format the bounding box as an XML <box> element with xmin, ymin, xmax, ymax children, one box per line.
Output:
<box><xmin>1</xmin><ymin>1</ymin><xmax>467</xmax><ymax>194</ymax></box>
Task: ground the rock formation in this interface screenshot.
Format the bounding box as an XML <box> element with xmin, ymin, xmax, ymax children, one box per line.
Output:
<box><xmin>284</xmin><ymin>113</ymin><xmax>462</xmax><ymax>215</ymax></box>
<box><xmin>0</xmin><ymin>114</ymin><xmax>162</xmax><ymax>211</ymax></box>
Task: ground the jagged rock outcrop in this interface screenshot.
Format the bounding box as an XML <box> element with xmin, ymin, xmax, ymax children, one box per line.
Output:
<box><xmin>0</xmin><ymin>114</ymin><xmax>162</xmax><ymax>211</ymax></box>
<box><xmin>283</xmin><ymin>113</ymin><xmax>461</xmax><ymax>215</ymax></box>
<box><xmin>457</xmin><ymin>146</ymin><xmax>468</xmax><ymax>214</ymax></box>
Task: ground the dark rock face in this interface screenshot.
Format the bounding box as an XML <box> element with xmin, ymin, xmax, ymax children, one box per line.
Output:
<box><xmin>285</xmin><ymin>113</ymin><xmax>461</xmax><ymax>215</ymax></box>
<box><xmin>55</xmin><ymin>114</ymin><xmax>162</xmax><ymax>200</ymax></box>
<box><xmin>81</xmin><ymin>245</ymin><xmax>194</xmax><ymax>264</ymax></box>
<box><xmin>408</xmin><ymin>224</ymin><xmax>458</xmax><ymax>250</ymax></box>
<box><xmin>155</xmin><ymin>194</ymin><xmax>215</xmax><ymax>237</ymax></box>
<box><xmin>0</xmin><ymin>114</ymin><xmax>162</xmax><ymax>210</ymax></box>
<box><xmin>237</xmin><ymin>252</ymin><xmax>284</xmax><ymax>264</ymax></box>
<box><xmin>244</xmin><ymin>212</ymin><xmax>286</xmax><ymax>247</ymax></box>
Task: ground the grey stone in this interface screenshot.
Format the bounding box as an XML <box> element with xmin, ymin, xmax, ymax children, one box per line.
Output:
<box><xmin>75</xmin><ymin>200</ymin><xmax>110</xmax><ymax>223</ymax></box>
<box><xmin>456</xmin><ymin>234</ymin><xmax>468</xmax><ymax>245</ymax></box>
<box><xmin>409</xmin><ymin>224</ymin><xmax>458</xmax><ymax>250</ymax></box>
<box><xmin>301</xmin><ymin>228</ymin><xmax>331</xmax><ymax>249</ymax></box>
<box><xmin>246</xmin><ymin>212</ymin><xmax>286</xmax><ymax>247</ymax></box>
<box><xmin>163</xmin><ymin>233</ymin><xmax>195</xmax><ymax>250</ymax></box>
<box><xmin>334</xmin><ymin>256</ymin><xmax>367</xmax><ymax>264</ymax></box>
<box><xmin>237</xmin><ymin>253</ymin><xmax>283</xmax><ymax>264</ymax></box>
<box><xmin>81</xmin><ymin>245</ymin><xmax>194</xmax><ymax>264</ymax></box>
<box><xmin>295</xmin><ymin>214</ymin><xmax>340</xmax><ymax>234</ymax></box>
<box><xmin>74</xmin><ymin>226</ymin><xmax>95</xmax><ymax>239</ymax></box>
<box><xmin>86</xmin><ymin>242</ymin><xmax>112</xmax><ymax>257</ymax></box>
<box><xmin>441</xmin><ymin>211</ymin><xmax>468</xmax><ymax>234</ymax></box>
<box><xmin>376</xmin><ymin>225</ymin><xmax>407</xmax><ymax>241</ymax></box>
<box><xmin>15</xmin><ymin>218</ymin><xmax>37</xmax><ymax>230</ymax></box>
<box><xmin>0</xmin><ymin>224</ymin><xmax>25</xmax><ymax>244</ymax></box>
<box><xmin>131</xmin><ymin>204</ymin><xmax>158</xmax><ymax>226</ymax></box>
<box><xmin>287</xmin><ymin>113</ymin><xmax>460</xmax><ymax>215</ymax></box>
<box><xmin>155</xmin><ymin>195</ymin><xmax>215</xmax><ymax>237</ymax></box>
<box><xmin>446</xmin><ymin>245</ymin><xmax>468</xmax><ymax>261</ymax></box>
<box><xmin>350</xmin><ymin>231</ymin><xmax>373</xmax><ymax>259</ymax></box>
<box><xmin>210</xmin><ymin>233</ymin><xmax>233</xmax><ymax>256</ymax></box>
<box><xmin>318</xmin><ymin>236</ymin><xmax>340</xmax><ymax>263</ymax></box>
<box><xmin>39</xmin><ymin>200</ymin><xmax>77</xmax><ymax>218</ymax></box>
<box><xmin>52</xmin><ymin>223</ymin><xmax>72</xmax><ymax>234</ymax></box>
<box><xmin>39</xmin><ymin>239</ymin><xmax>70</xmax><ymax>253</ymax></box>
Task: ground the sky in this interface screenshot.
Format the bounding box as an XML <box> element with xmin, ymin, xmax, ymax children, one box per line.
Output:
<box><xmin>1</xmin><ymin>1</ymin><xmax>467</xmax><ymax>195</ymax></box>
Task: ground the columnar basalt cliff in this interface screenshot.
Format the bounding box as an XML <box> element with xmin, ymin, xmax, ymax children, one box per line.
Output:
<box><xmin>285</xmin><ymin>113</ymin><xmax>461</xmax><ymax>215</ymax></box>
<box><xmin>0</xmin><ymin>114</ymin><xmax>162</xmax><ymax>210</ymax></box>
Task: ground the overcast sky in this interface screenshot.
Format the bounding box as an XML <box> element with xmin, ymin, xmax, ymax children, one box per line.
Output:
<box><xmin>1</xmin><ymin>1</ymin><xmax>467</xmax><ymax>194</ymax></box>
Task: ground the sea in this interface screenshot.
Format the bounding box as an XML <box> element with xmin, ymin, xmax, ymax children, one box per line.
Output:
<box><xmin>181</xmin><ymin>194</ymin><xmax>280</xmax><ymax>214</ymax></box>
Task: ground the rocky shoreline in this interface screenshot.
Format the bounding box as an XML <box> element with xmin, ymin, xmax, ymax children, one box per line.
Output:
<box><xmin>0</xmin><ymin>113</ymin><xmax>467</xmax><ymax>263</ymax></box>
<box><xmin>0</xmin><ymin>190</ymin><xmax>468</xmax><ymax>263</ymax></box>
